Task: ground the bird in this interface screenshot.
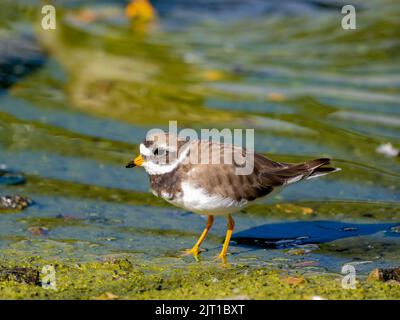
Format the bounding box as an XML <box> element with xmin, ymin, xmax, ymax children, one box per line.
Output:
<box><xmin>126</xmin><ymin>131</ymin><xmax>340</xmax><ymax>262</ymax></box>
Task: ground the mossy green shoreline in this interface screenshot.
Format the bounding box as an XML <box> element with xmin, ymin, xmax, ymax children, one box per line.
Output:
<box><xmin>0</xmin><ymin>255</ymin><xmax>399</xmax><ymax>300</ymax></box>
<box><xmin>1</xmin><ymin>0</ymin><xmax>400</xmax><ymax>300</ymax></box>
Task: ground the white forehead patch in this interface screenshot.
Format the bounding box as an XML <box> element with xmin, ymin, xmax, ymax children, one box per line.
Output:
<box><xmin>140</xmin><ymin>143</ymin><xmax>152</xmax><ymax>156</ymax></box>
<box><xmin>142</xmin><ymin>143</ymin><xmax>191</xmax><ymax>175</ymax></box>
<box><xmin>140</xmin><ymin>142</ymin><xmax>178</xmax><ymax>156</ymax></box>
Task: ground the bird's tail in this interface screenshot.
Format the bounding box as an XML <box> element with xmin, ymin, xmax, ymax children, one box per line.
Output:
<box><xmin>305</xmin><ymin>158</ymin><xmax>341</xmax><ymax>180</ymax></box>
<box><xmin>275</xmin><ymin>158</ymin><xmax>341</xmax><ymax>186</ymax></box>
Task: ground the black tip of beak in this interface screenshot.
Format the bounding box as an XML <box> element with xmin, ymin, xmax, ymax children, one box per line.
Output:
<box><xmin>125</xmin><ymin>161</ymin><xmax>136</xmax><ymax>168</ymax></box>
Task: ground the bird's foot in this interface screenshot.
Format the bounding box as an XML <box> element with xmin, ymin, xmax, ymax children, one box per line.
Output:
<box><xmin>213</xmin><ymin>253</ymin><xmax>228</xmax><ymax>265</ymax></box>
<box><xmin>181</xmin><ymin>246</ymin><xmax>202</xmax><ymax>258</ymax></box>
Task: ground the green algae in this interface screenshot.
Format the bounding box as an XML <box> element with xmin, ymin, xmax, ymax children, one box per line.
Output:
<box><xmin>4</xmin><ymin>170</ymin><xmax>165</xmax><ymax>207</ymax></box>
<box><xmin>0</xmin><ymin>255</ymin><xmax>399</xmax><ymax>300</ymax></box>
<box><xmin>1</xmin><ymin>0</ymin><xmax>400</xmax><ymax>300</ymax></box>
<box><xmin>318</xmin><ymin>236</ymin><xmax>400</xmax><ymax>263</ymax></box>
<box><xmin>246</xmin><ymin>201</ymin><xmax>400</xmax><ymax>221</ymax></box>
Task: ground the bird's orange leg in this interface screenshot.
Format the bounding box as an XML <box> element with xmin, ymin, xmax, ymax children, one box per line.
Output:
<box><xmin>183</xmin><ymin>215</ymin><xmax>214</xmax><ymax>257</ymax></box>
<box><xmin>216</xmin><ymin>215</ymin><xmax>235</xmax><ymax>262</ymax></box>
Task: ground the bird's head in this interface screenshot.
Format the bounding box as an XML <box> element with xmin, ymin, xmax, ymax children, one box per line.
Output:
<box><xmin>126</xmin><ymin>131</ymin><xmax>190</xmax><ymax>175</ymax></box>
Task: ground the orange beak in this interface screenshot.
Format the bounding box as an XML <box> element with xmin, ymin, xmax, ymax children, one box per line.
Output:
<box><xmin>126</xmin><ymin>155</ymin><xmax>145</xmax><ymax>168</ymax></box>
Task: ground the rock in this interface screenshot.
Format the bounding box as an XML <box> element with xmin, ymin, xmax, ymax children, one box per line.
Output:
<box><xmin>102</xmin><ymin>256</ymin><xmax>133</xmax><ymax>271</ymax></box>
<box><xmin>386</xmin><ymin>280</ymin><xmax>400</xmax><ymax>286</ymax></box>
<box><xmin>0</xmin><ymin>33</ymin><xmax>45</xmax><ymax>89</ymax></box>
<box><xmin>28</xmin><ymin>226</ymin><xmax>49</xmax><ymax>236</ymax></box>
<box><xmin>367</xmin><ymin>267</ymin><xmax>400</xmax><ymax>283</ymax></box>
<box><xmin>390</xmin><ymin>225</ymin><xmax>400</xmax><ymax>233</ymax></box>
<box><xmin>0</xmin><ymin>167</ymin><xmax>26</xmax><ymax>185</ymax></box>
<box><xmin>0</xmin><ymin>195</ymin><xmax>32</xmax><ymax>211</ymax></box>
<box><xmin>368</xmin><ymin>268</ymin><xmax>380</xmax><ymax>281</ymax></box>
<box><xmin>0</xmin><ymin>266</ymin><xmax>40</xmax><ymax>285</ymax></box>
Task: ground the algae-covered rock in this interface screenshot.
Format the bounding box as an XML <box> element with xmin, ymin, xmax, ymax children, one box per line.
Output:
<box><xmin>368</xmin><ymin>267</ymin><xmax>400</xmax><ymax>283</ymax></box>
<box><xmin>0</xmin><ymin>266</ymin><xmax>40</xmax><ymax>285</ymax></box>
<box><xmin>0</xmin><ymin>255</ymin><xmax>399</xmax><ymax>300</ymax></box>
<box><xmin>0</xmin><ymin>195</ymin><xmax>32</xmax><ymax>211</ymax></box>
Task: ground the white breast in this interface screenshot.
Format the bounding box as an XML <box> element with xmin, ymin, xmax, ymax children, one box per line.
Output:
<box><xmin>165</xmin><ymin>181</ymin><xmax>248</xmax><ymax>216</ymax></box>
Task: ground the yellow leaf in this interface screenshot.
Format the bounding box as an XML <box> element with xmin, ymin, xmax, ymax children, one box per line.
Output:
<box><xmin>267</xmin><ymin>92</ymin><xmax>286</xmax><ymax>102</ymax></box>
<box><xmin>125</xmin><ymin>0</ymin><xmax>156</xmax><ymax>22</ymax></box>
<box><xmin>276</xmin><ymin>203</ymin><xmax>314</xmax><ymax>215</ymax></box>
<box><xmin>281</xmin><ymin>276</ymin><xmax>306</xmax><ymax>286</ymax></box>
<box><xmin>202</xmin><ymin>70</ymin><xmax>223</xmax><ymax>81</ymax></box>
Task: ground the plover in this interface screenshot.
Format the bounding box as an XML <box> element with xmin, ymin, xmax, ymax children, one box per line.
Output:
<box><xmin>126</xmin><ymin>132</ymin><xmax>340</xmax><ymax>261</ymax></box>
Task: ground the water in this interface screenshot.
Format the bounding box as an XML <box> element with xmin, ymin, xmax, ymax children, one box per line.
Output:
<box><xmin>0</xmin><ymin>0</ymin><xmax>399</xmax><ymax>275</ymax></box>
